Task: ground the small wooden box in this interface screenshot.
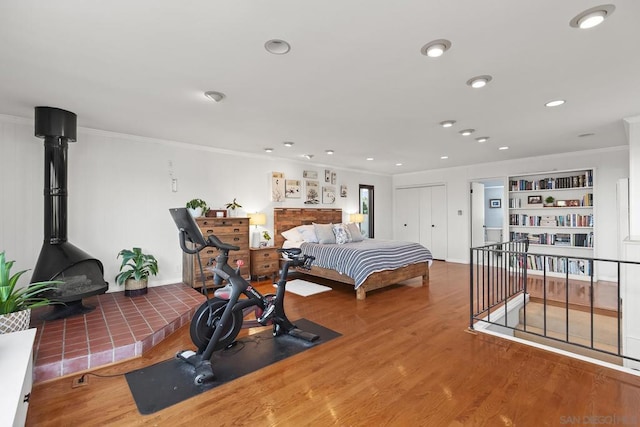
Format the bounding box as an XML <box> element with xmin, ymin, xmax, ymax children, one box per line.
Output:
<box><xmin>206</xmin><ymin>209</ymin><xmax>227</xmax><ymax>218</ymax></box>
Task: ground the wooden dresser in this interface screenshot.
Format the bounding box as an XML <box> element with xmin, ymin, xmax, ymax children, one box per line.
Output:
<box><xmin>182</xmin><ymin>216</ymin><xmax>250</xmax><ymax>289</ymax></box>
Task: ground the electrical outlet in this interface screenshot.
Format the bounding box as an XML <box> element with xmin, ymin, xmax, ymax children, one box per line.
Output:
<box><xmin>72</xmin><ymin>375</ymin><xmax>88</xmax><ymax>388</ymax></box>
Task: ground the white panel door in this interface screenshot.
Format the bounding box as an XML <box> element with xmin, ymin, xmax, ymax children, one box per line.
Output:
<box><xmin>395</xmin><ymin>188</ymin><xmax>420</xmax><ymax>243</ymax></box>
<box><xmin>429</xmin><ymin>185</ymin><xmax>447</xmax><ymax>259</ymax></box>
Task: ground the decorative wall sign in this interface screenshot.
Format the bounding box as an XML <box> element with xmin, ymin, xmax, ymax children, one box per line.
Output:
<box><xmin>272</xmin><ymin>172</ymin><xmax>285</xmax><ymax>202</ymax></box>
<box><xmin>322</xmin><ymin>186</ymin><xmax>336</xmax><ymax>204</ymax></box>
<box><xmin>340</xmin><ymin>185</ymin><xmax>347</xmax><ymax>198</ymax></box>
<box><xmin>285</xmin><ymin>180</ymin><xmax>301</xmax><ymax>198</ymax></box>
<box><xmin>331</xmin><ymin>171</ymin><xmax>337</xmax><ymax>185</ymax></box>
<box><xmin>303</xmin><ymin>170</ymin><xmax>318</xmax><ymax>179</ymax></box>
<box><xmin>305</xmin><ymin>180</ymin><xmax>319</xmax><ymax>204</ymax></box>
<box><xmin>324</xmin><ymin>169</ymin><xmax>331</xmax><ymax>183</ymax></box>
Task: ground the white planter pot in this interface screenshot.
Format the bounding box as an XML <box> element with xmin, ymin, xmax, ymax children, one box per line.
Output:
<box><xmin>0</xmin><ymin>309</ymin><xmax>31</xmax><ymax>334</ymax></box>
<box><xmin>188</xmin><ymin>207</ymin><xmax>203</xmax><ymax>217</ymax></box>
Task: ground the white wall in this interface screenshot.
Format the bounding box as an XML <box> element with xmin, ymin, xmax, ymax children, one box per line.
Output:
<box><xmin>393</xmin><ymin>147</ymin><xmax>629</xmax><ymax>264</ymax></box>
<box><xmin>0</xmin><ymin>114</ymin><xmax>392</xmax><ymax>292</ymax></box>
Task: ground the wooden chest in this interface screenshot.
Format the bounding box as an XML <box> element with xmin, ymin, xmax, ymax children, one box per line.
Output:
<box><xmin>182</xmin><ymin>216</ymin><xmax>250</xmax><ymax>288</ymax></box>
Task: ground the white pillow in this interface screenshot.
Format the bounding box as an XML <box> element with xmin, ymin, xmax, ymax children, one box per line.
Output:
<box><xmin>314</xmin><ymin>223</ymin><xmax>336</xmax><ymax>244</ymax></box>
<box><xmin>298</xmin><ymin>224</ymin><xmax>319</xmax><ymax>243</ymax></box>
<box><xmin>346</xmin><ymin>222</ymin><xmax>364</xmax><ymax>242</ymax></box>
<box><xmin>281</xmin><ymin>227</ymin><xmax>303</xmax><ymax>242</ymax></box>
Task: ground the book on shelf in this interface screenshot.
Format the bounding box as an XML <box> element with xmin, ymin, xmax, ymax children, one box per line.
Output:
<box><xmin>523</xmin><ymin>254</ymin><xmax>592</xmax><ymax>276</ymax></box>
<box><xmin>509</xmin><ymin>171</ymin><xmax>592</xmax><ymax>191</ymax></box>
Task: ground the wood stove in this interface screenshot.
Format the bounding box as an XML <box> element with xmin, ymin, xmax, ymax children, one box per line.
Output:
<box><xmin>31</xmin><ymin>107</ymin><xmax>108</xmax><ymax>320</ymax></box>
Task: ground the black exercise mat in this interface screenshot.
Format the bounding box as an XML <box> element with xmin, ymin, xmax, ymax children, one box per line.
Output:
<box><xmin>125</xmin><ymin>318</ymin><xmax>341</xmax><ymax>415</ymax></box>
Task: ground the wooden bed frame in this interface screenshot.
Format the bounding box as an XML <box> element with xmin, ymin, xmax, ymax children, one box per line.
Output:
<box><xmin>274</xmin><ymin>208</ymin><xmax>429</xmax><ymax>300</ymax></box>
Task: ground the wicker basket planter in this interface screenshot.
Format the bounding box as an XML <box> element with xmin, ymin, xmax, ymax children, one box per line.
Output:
<box><xmin>0</xmin><ymin>308</ymin><xmax>31</xmax><ymax>334</ymax></box>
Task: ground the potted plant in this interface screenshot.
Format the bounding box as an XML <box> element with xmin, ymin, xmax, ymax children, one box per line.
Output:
<box><xmin>544</xmin><ymin>196</ymin><xmax>555</xmax><ymax>207</ymax></box>
<box><xmin>0</xmin><ymin>251</ymin><xmax>58</xmax><ymax>334</ymax></box>
<box><xmin>262</xmin><ymin>231</ymin><xmax>272</xmax><ymax>247</ymax></box>
<box><xmin>225</xmin><ymin>198</ymin><xmax>242</xmax><ymax>217</ymax></box>
<box><xmin>115</xmin><ymin>247</ymin><xmax>159</xmax><ymax>297</ymax></box>
<box><xmin>186</xmin><ymin>198</ymin><xmax>208</xmax><ymax>217</ymax></box>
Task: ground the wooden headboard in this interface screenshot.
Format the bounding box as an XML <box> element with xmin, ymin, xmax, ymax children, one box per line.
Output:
<box><xmin>274</xmin><ymin>208</ymin><xmax>343</xmax><ymax>248</ymax></box>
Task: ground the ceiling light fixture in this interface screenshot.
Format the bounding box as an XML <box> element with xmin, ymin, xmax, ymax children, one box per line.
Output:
<box><xmin>325</xmin><ymin>149</ymin><xmax>334</xmax><ymax>155</ymax></box>
<box><xmin>283</xmin><ymin>141</ymin><xmax>294</xmax><ymax>147</ymax></box>
<box><xmin>475</xmin><ymin>136</ymin><xmax>489</xmax><ymax>143</ymax></box>
<box><xmin>440</xmin><ymin>156</ymin><xmax>448</xmax><ymax>160</ymax></box>
<box><xmin>264</xmin><ymin>148</ymin><xmax>274</xmax><ymax>153</ymax></box>
<box><xmin>466</xmin><ymin>75</ymin><xmax>492</xmax><ymax>89</ymax></box>
<box><xmin>545</xmin><ymin>99</ymin><xmax>565</xmax><ymax>107</ymax></box>
<box><xmin>204</xmin><ymin>91</ymin><xmax>225</xmax><ymax>102</ymax></box>
<box><xmin>395</xmin><ymin>163</ymin><xmax>403</xmax><ymax>166</ymax></box>
<box><xmin>440</xmin><ymin>120</ymin><xmax>456</xmax><ymax>128</ymax></box>
<box><xmin>459</xmin><ymin>129</ymin><xmax>475</xmax><ymax>136</ymax></box>
<box><xmin>366</xmin><ymin>157</ymin><xmax>374</xmax><ymax>161</ymax></box>
<box><xmin>579</xmin><ymin>133</ymin><xmax>595</xmax><ymax>138</ymax></box>
<box><xmin>498</xmin><ymin>146</ymin><xmax>509</xmax><ymax>150</ymax></box>
<box><xmin>570</xmin><ymin>4</ymin><xmax>615</xmax><ymax>29</ymax></box>
<box><xmin>303</xmin><ymin>154</ymin><xmax>314</xmax><ymax>160</ymax></box>
<box><xmin>420</xmin><ymin>39</ymin><xmax>452</xmax><ymax>58</ymax></box>
<box><xmin>265</xmin><ymin>39</ymin><xmax>291</xmax><ymax>54</ymax></box>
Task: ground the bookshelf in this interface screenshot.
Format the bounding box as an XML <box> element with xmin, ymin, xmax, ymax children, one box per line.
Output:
<box><xmin>508</xmin><ymin>169</ymin><xmax>594</xmax><ymax>280</ymax></box>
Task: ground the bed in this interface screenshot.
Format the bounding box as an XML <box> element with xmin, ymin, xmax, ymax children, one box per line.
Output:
<box><xmin>274</xmin><ymin>208</ymin><xmax>432</xmax><ymax>300</ymax></box>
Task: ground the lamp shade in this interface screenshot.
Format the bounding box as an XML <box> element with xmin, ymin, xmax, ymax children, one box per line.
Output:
<box><xmin>249</xmin><ymin>212</ymin><xmax>267</xmax><ymax>226</ymax></box>
<box><xmin>349</xmin><ymin>213</ymin><xmax>364</xmax><ymax>223</ymax></box>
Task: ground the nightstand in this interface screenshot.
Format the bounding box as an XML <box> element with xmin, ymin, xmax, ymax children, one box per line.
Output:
<box><xmin>250</xmin><ymin>246</ymin><xmax>280</xmax><ymax>281</ymax></box>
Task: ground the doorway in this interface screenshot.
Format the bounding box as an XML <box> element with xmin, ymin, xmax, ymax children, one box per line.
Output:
<box><xmin>470</xmin><ymin>178</ymin><xmax>506</xmax><ymax>248</ymax></box>
<box><xmin>359</xmin><ymin>185</ymin><xmax>374</xmax><ymax>238</ymax></box>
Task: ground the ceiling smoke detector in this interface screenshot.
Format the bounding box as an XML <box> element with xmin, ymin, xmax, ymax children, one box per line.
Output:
<box><xmin>265</xmin><ymin>39</ymin><xmax>291</xmax><ymax>54</ymax></box>
<box><xmin>204</xmin><ymin>91</ymin><xmax>225</xmax><ymax>102</ymax></box>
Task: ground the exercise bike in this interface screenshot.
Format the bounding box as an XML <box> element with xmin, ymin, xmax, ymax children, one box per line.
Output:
<box><xmin>169</xmin><ymin>207</ymin><xmax>319</xmax><ymax>385</ymax></box>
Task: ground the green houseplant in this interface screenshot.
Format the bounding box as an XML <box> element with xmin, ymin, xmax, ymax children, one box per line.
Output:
<box><xmin>186</xmin><ymin>198</ymin><xmax>208</xmax><ymax>217</ymax></box>
<box><xmin>0</xmin><ymin>251</ymin><xmax>58</xmax><ymax>333</ymax></box>
<box><xmin>225</xmin><ymin>198</ymin><xmax>242</xmax><ymax>216</ymax></box>
<box><xmin>115</xmin><ymin>248</ymin><xmax>159</xmax><ymax>297</ymax></box>
<box><xmin>544</xmin><ymin>196</ymin><xmax>555</xmax><ymax>207</ymax></box>
<box><xmin>262</xmin><ymin>231</ymin><xmax>272</xmax><ymax>246</ymax></box>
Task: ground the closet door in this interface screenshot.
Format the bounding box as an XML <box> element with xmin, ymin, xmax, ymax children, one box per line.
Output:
<box><xmin>429</xmin><ymin>185</ymin><xmax>447</xmax><ymax>260</ymax></box>
<box><xmin>395</xmin><ymin>188</ymin><xmax>420</xmax><ymax>243</ymax></box>
<box><xmin>418</xmin><ymin>187</ymin><xmax>434</xmax><ymax>250</ymax></box>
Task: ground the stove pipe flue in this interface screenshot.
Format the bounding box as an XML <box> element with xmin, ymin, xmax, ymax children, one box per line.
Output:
<box><xmin>34</xmin><ymin>106</ymin><xmax>77</xmax><ymax>244</ymax></box>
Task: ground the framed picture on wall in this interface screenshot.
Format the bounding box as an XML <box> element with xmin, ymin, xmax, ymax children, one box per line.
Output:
<box><xmin>489</xmin><ymin>199</ymin><xmax>501</xmax><ymax>208</ymax></box>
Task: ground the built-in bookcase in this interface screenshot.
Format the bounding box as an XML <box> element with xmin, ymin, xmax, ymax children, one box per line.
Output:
<box><xmin>508</xmin><ymin>169</ymin><xmax>594</xmax><ymax>280</ymax></box>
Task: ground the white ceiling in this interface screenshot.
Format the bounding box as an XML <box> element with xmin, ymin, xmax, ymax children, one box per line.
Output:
<box><xmin>1</xmin><ymin>1</ymin><xmax>639</xmax><ymax>175</ymax></box>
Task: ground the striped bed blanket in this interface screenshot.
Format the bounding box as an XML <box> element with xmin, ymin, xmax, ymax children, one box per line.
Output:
<box><xmin>300</xmin><ymin>239</ymin><xmax>433</xmax><ymax>288</ymax></box>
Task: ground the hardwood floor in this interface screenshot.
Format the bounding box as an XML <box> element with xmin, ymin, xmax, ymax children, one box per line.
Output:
<box><xmin>27</xmin><ymin>261</ymin><xmax>640</xmax><ymax>426</ymax></box>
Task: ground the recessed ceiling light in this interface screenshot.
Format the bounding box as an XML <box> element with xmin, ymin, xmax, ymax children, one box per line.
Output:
<box><xmin>579</xmin><ymin>133</ymin><xmax>595</xmax><ymax>138</ymax></box>
<box><xmin>265</xmin><ymin>39</ymin><xmax>291</xmax><ymax>54</ymax></box>
<box><xmin>545</xmin><ymin>99</ymin><xmax>565</xmax><ymax>107</ymax></box>
<box><xmin>440</xmin><ymin>120</ymin><xmax>456</xmax><ymax>128</ymax></box>
<box><xmin>395</xmin><ymin>163</ymin><xmax>403</xmax><ymax>166</ymax></box>
<box><xmin>475</xmin><ymin>136</ymin><xmax>489</xmax><ymax>143</ymax></box>
<box><xmin>283</xmin><ymin>141</ymin><xmax>294</xmax><ymax>147</ymax></box>
<box><xmin>325</xmin><ymin>149</ymin><xmax>334</xmax><ymax>155</ymax></box>
<box><xmin>420</xmin><ymin>39</ymin><xmax>452</xmax><ymax>58</ymax></box>
<box><xmin>498</xmin><ymin>146</ymin><xmax>509</xmax><ymax>150</ymax></box>
<box><xmin>459</xmin><ymin>129</ymin><xmax>475</xmax><ymax>136</ymax></box>
<box><xmin>204</xmin><ymin>91</ymin><xmax>225</xmax><ymax>102</ymax></box>
<box><xmin>366</xmin><ymin>157</ymin><xmax>374</xmax><ymax>161</ymax></box>
<box><xmin>303</xmin><ymin>154</ymin><xmax>314</xmax><ymax>160</ymax></box>
<box><xmin>466</xmin><ymin>75</ymin><xmax>492</xmax><ymax>89</ymax></box>
<box><xmin>440</xmin><ymin>156</ymin><xmax>448</xmax><ymax>160</ymax></box>
<box><xmin>264</xmin><ymin>148</ymin><xmax>273</xmax><ymax>153</ymax></box>
<box><xmin>570</xmin><ymin>5</ymin><xmax>615</xmax><ymax>29</ymax></box>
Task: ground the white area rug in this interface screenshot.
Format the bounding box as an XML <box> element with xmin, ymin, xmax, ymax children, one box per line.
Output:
<box><xmin>277</xmin><ymin>279</ymin><xmax>332</xmax><ymax>297</ymax></box>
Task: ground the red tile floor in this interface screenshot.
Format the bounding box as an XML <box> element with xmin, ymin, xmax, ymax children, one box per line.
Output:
<box><xmin>30</xmin><ymin>283</ymin><xmax>205</xmax><ymax>383</ymax></box>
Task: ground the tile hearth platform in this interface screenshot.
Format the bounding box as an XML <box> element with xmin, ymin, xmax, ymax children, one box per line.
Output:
<box><xmin>30</xmin><ymin>283</ymin><xmax>205</xmax><ymax>383</ymax></box>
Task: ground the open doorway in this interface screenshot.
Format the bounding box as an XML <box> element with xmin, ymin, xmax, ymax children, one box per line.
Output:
<box><xmin>359</xmin><ymin>185</ymin><xmax>374</xmax><ymax>238</ymax></box>
<box><xmin>470</xmin><ymin>178</ymin><xmax>506</xmax><ymax>248</ymax></box>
